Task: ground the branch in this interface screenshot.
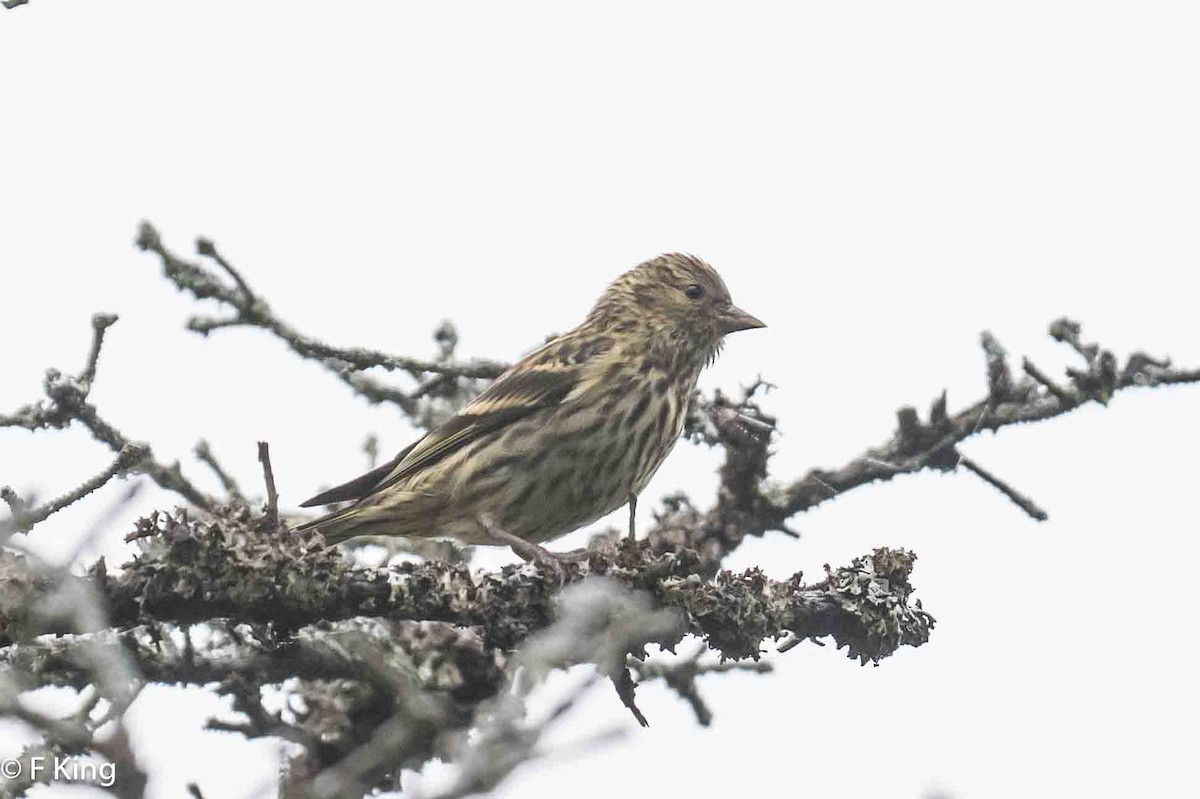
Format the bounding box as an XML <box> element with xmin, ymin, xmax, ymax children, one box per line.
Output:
<box><xmin>0</xmin><ymin>536</ymin><xmax>148</xmax><ymax>797</ymax></box>
<box><xmin>71</xmin><ymin>508</ymin><xmax>930</xmax><ymax>665</ymax></box>
<box><xmin>772</xmin><ymin>320</ymin><xmax>1200</xmax><ymax>524</ymax></box>
<box><xmin>1</xmin><ymin>503</ymin><xmax>924</xmax><ymax>795</ymax></box>
<box><xmin>958</xmin><ymin>457</ymin><xmax>1048</xmax><ymax>522</ymax></box>
<box><xmin>1021</xmin><ymin>357</ymin><xmax>1072</xmax><ymax>406</ymax></box>
<box><xmin>980</xmin><ymin>331</ymin><xmax>1015</xmax><ymax>402</ymax></box>
<box><xmin>135</xmin><ymin>222</ymin><xmax>503</xmax><ymax>422</ymax></box>
<box><xmin>628</xmin><ymin>644</ymin><xmax>773</xmax><ymax>726</ymax></box>
<box><xmin>1</xmin><ymin>443</ymin><xmax>148</xmax><ymax>538</ymax></box>
<box><xmin>257</xmin><ymin>441</ymin><xmax>279</xmax><ymax>525</ymax></box>
<box><xmin>415</xmin><ymin>578</ymin><xmax>681</xmax><ymax>799</ymax></box>
<box><xmin>78</xmin><ymin>313</ymin><xmax>119</xmax><ymax>391</ymax></box>
<box><xmin>1</xmin><ymin>315</ymin><xmax>218</xmax><ymax>512</ymax></box>
<box><xmin>0</xmin><ymin>675</ymin><xmax>147</xmax><ymax>799</ymax></box>
<box><xmin>3</xmin><ymin>626</ymin><xmax>365</xmax><ymax>690</ymax></box>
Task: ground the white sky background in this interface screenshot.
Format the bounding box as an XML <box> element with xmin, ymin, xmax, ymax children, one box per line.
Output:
<box><xmin>2</xmin><ymin>2</ymin><xmax>1199</xmax><ymax>797</ymax></box>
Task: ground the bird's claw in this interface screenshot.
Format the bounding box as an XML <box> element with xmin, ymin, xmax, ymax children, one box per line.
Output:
<box><xmin>481</xmin><ymin>519</ymin><xmax>584</xmax><ymax>585</ymax></box>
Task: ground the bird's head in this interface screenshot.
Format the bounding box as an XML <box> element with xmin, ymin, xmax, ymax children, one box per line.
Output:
<box><xmin>588</xmin><ymin>254</ymin><xmax>765</xmax><ymax>364</ymax></box>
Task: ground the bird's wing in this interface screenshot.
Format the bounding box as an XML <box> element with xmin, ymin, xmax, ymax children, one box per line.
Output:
<box><xmin>298</xmin><ymin>441</ymin><xmax>418</xmax><ymax>507</ymax></box>
<box><xmin>299</xmin><ymin>337</ymin><xmax>601</xmax><ymax>508</ymax></box>
<box><xmin>370</xmin><ymin>365</ymin><xmax>582</xmax><ymax>491</ymax></box>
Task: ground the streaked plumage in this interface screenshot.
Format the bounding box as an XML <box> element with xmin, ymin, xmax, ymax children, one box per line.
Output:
<box><xmin>297</xmin><ymin>254</ymin><xmax>764</xmax><ymax>547</ymax></box>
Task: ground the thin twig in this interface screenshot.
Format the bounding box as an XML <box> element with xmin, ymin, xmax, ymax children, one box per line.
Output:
<box><xmin>1022</xmin><ymin>357</ymin><xmax>1074</xmax><ymax>406</ymax></box>
<box><xmin>194</xmin><ymin>440</ymin><xmax>248</xmax><ymax>505</ymax></box>
<box><xmin>79</xmin><ymin>313</ymin><xmax>119</xmax><ymax>390</ymax></box>
<box><xmin>257</xmin><ymin>441</ymin><xmax>279</xmax><ymax>526</ymax></box>
<box><xmin>958</xmin><ymin>456</ymin><xmax>1049</xmax><ymax>522</ymax></box>
<box><xmin>1049</xmin><ymin>317</ymin><xmax>1098</xmax><ymax>364</ymax></box>
<box><xmin>611</xmin><ymin>668</ymin><xmax>650</xmax><ymax>728</ymax></box>
<box><xmin>980</xmin><ymin>331</ymin><xmax>1014</xmax><ymax>402</ymax></box>
<box><xmin>629</xmin><ymin>645</ymin><xmax>773</xmax><ymax>726</ymax></box>
<box><xmin>1</xmin><ymin>443</ymin><xmax>148</xmax><ymax>538</ymax></box>
<box><xmin>196</xmin><ymin>237</ymin><xmax>256</xmax><ymax>303</ymax></box>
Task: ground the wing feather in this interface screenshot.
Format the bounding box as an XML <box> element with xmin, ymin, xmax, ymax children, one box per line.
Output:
<box><xmin>299</xmin><ymin>348</ymin><xmax>589</xmax><ymax>509</ymax></box>
<box><xmin>298</xmin><ymin>441</ymin><xmax>417</xmax><ymax>507</ymax></box>
<box><xmin>369</xmin><ymin>365</ymin><xmax>579</xmax><ymax>492</ymax></box>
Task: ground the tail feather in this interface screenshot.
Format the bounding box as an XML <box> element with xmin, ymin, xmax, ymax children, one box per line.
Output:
<box><xmin>294</xmin><ymin>505</ymin><xmax>368</xmax><ymax>547</ymax></box>
<box><xmin>294</xmin><ymin>492</ymin><xmax>434</xmax><ymax>546</ymax></box>
<box><xmin>298</xmin><ymin>442</ymin><xmax>415</xmax><ymax>508</ymax></box>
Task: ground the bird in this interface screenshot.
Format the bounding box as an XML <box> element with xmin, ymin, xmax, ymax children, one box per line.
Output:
<box><xmin>296</xmin><ymin>254</ymin><xmax>764</xmax><ymax>553</ymax></box>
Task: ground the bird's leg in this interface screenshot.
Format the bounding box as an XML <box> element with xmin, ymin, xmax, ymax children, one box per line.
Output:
<box><xmin>480</xmin><ymin>518</ymin><xmax>586</xmax><ymax>584</ymax></box>
<box><xmin>482</xmin><ymin>521</ymin><xmax>550</xmax><ymax>562</ymax></box>
<box><xmin>627</xmin><ymin>494</ymin><xmax>637</xmax><ymax>541</ymax></box>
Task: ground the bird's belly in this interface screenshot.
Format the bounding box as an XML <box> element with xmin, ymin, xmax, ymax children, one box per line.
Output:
<box><xmin>445</xmin><ymin>384</ymin><xmax>688</xmax><ymax>543</ymax></box>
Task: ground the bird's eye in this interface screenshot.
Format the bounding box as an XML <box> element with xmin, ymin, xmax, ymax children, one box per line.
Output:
<box><xmin>683</xmin><ymin>284</ymin><xmax>704</xmax><ymax>300</ymax></box>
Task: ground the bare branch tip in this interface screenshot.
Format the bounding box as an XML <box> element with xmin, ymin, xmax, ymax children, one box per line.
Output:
<box><xmin>959</xmin><ymin>456</ymin><xmax>1049</xmax><ymax>522</ymax></box>
<box><xmin>135</xmin><ymin>220</ymin><xmax>160</xmax><ymax>251</ymax></box>
<box><xmin>1022</xmin><ymin>357</ymin><xmax>1073</xmax><ymax>406</ymax></box>
<box><xmin>257</xmin><ymin>441</ymin><xmax>280</xmax><ymax>524</ymax></box>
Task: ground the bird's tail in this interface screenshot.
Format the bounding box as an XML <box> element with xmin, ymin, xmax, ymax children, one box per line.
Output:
<box><xmin>294</xmin><ymin>505</ymin><xmax>379</xmax><ymax>547</ymax></box>
<box><xmin>294</xmin><ymin>492</ymin><xmax>431</xmax><ymax>547</ymax></box>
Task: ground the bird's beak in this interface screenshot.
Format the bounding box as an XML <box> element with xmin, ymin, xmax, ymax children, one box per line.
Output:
<box><xmin>718</xmin><ymin>304</ymin><xmax>767</xmax><ymax>335</ymax></box>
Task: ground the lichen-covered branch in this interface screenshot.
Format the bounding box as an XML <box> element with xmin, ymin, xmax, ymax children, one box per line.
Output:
<box><xmin>78</xmin><ymin>506</ymin><xmax>930</xmax><ymax>664</ymax></box>
<box><xmin>0</xmin><ymin>500</ymin><xmax>930</xmax><ymax>795</ymax></box>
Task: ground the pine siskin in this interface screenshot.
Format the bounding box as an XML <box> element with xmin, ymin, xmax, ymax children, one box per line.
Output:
<box><xmin>297</xmin><ymin>254</ymin><xmax>764</xmax><ymax>548</ymax></box>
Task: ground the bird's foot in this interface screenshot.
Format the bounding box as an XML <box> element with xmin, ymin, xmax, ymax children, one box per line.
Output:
<box><xmin>481</xmin><ymin>522</ymin><xmax>586</xmax><ymax>584</ymax></box>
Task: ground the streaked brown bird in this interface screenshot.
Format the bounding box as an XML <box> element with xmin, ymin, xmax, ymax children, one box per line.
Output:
<box><xmin>297</xmin><ymin>254</ymin><xmax>764</xmax><ymax>549</ymax></box>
